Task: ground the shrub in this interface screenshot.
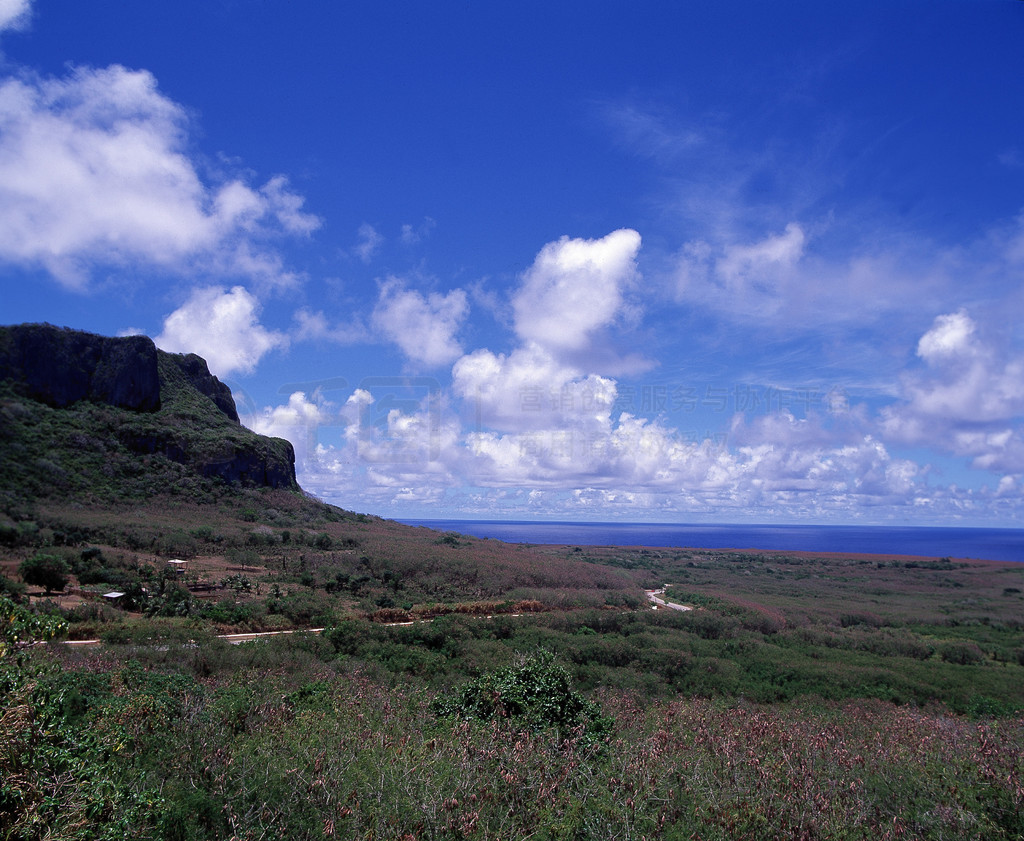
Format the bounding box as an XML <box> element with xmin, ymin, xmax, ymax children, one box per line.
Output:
<box><xmin>154</xmin><ymin>530</ymin><xmax>199</xmax><ymax>559</ymax></box>
<box><xmin>0</xmin><ymin>522</ymin><xmax>19</xmax><ymax>546</ymax></box>
<box><xmin>840</xmin><ymin>611</ymin><xmax>883</xmax><ymax>628</ymax></box>
<box><xmin>940</xmin><ymin>641</ymin><xmax>986</xmax><ymax>665</ymax></box>
<box><xmin>433</xmin><ymin>649</ymin><xmax>613</xmax><ymax>744</ymax></box>
<box><xmin>247</xmin><ymin>525</ymin><xmax>277</xmax><ymax>546</ymax></box>
<box><xmin>0</xmin><ymin>593</ymin><xmax>68</xmax><ymax>655</ymax></box>
<box><xmin>189</xmin><ymin>525</ymin><xmax>216</xmax><ymax>542</ymax></box>
<box><xmin>0</xmin><ymin>573</ymin><xmax>26</xmax><ymax>600</ymax></box>
<box><xmin>225</xmin><ymin>548</ymin><xmax>260</xmax><ymax>567</ymax></box>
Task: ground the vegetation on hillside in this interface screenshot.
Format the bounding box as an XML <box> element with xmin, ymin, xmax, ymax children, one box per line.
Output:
<box><xmin>2</xmin><ymin>601</ymin><xmax>1022</xmax><ymax>840</ymax></box>
<box><xmin>0</xmin><ymin>348</ymin><xmax>293</xmax><ymax>513</ymax></box>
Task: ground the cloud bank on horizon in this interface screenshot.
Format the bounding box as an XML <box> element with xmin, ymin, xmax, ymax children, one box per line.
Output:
<box><xmin>2</xmin><ymin>0</ymin><xmax>1023</xmax><ymax>525</ymax></box>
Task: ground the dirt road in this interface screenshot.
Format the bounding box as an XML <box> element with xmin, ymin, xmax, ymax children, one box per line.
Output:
<box><xmin>646</xmin><ymin>588</ymin><xmax>692</xmax><ymax>612</ymax></box>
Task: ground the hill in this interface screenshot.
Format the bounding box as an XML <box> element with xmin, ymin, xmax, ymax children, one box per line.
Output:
<box><xmin>0</xmin><ymin>322</ymin><xmax>295</xmax><ymax>508</ymax></box>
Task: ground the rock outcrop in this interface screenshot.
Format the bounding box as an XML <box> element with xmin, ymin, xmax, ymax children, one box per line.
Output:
<box><xmin>0</xmin><ymin>323</ymin><xmax>162</xmax><ymax>412</ymax></box>
<box><xmin>0</xmin><ymin>323</ymin><xmax>296</xmax><ymax>494</ymax></box>
<box><xmin>167</xmin><ymin>352</ymin><xmax>240</xmax><ymax>423</ymax></box>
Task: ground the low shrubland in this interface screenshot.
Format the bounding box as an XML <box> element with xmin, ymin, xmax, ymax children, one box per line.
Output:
<box><xmin>3</xmin><ymin>454</ymin><xmax>1023</xmax><ymax>839</ymax></box>
<box><xmin>3</xmin><ymin>626</ymin><xmax>1022</xmax><ymax>841</ymax></box>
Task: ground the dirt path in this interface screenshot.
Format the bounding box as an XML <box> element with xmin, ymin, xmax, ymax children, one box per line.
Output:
<box><xmin>63</xmin><ymin>597</ymin><xmax>683</xmax><ymax>649</ymax></box>
<box><xmin>646</xmin><ymin>587</ymin><xmax>692</xmax><ymax>612</ymax></box>
<box><xmin>62</xmin><ymin>627</ymin><xmax>329</xmax><ymax>647</ymax></box>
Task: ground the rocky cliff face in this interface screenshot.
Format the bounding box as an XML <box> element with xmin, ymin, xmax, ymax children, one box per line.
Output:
<box><xmin>0</xmin><ymin>323</ymin><xmax>296</xmax><ymax>494</ymax></box>
<box><xmin>0</xmin><ymin>323</ymin><xmax>242</xmax><ymax>422</ymax></box>
<box><xmin>0</xmin><ymin>323</ymin><xmax>162</xmax><ymax>412</ymax></box>
<box><xmin>167</xmin><ymin>351</ymin><xmax>240</xmax><ymax>423</ymax></box>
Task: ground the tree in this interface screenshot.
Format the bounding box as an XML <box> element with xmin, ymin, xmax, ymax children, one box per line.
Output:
<box><xmin>19</xmin><ymin>554</ymin><xmax>70</xmax><ymax>594</ymax></box>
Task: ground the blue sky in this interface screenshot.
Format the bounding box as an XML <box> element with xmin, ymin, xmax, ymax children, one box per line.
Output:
<box><xmin>2</xmin><ymin>0</ymin><xmax>1024</xmax><ymax>525</ymax></box>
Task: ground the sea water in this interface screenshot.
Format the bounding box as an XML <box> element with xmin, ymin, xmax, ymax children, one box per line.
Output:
<box><xmin>399</xmin><ymin>520</ymin><xmax>1024</xmax><ymax>563</ymax></box>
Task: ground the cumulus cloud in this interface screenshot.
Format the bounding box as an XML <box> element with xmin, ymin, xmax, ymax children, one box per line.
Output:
<box><xmin>371</xmin><ymin>277</ymin><xmax>469</xmax><ymax>367</ymax></box>
<box><xmin>155</xmin><ymin>285</ymin><xmax>288</xmax><ymax>378</ymax></box>
<box><xmin>249</xmin><ymin>391</ymin><xmax>333</xmax><ymax>463</ymax></box>
<box><xmin>916</xmin><ymin>309</ymin><xmax>977</xmax><ymax>362</ymax></box>
<box><xmin>248</xmin><ymin>385</ymin><xmax>465</xmax><ymax>503</ymax></box>
<box><xmin>512</xmin><ymin>228</ymin><xmax>641</xmax><ymax>353</ymax></box>
<box><xmin>676</xmin><ymin>223</ymin><xmax>816</xmax><ymax>320</ymax></box>
<box><xmin>897</xmin><ymin>310</ymin><xmax>1024</xmax><ymax>424</ymax></box>
<box><xmin>452</xmin><ymin>343</ymin><xmax>616</xmax><ymax>431</ymax></box>
<box><xmin>716</xmin><ymin>222</ymin><xmax>806</xmax><ymax>291</ymax></box>
<box><xmin>0</xmin><ymin>64</ymin><xmax>319</xmax><ymax>289</ymax></box>
<box><xmin>256</xmin><ymin>357</ymin><xmax>984</xmax><ymax>521</ymax></box>
<box><xmin>418</xmin><ymin>224</ymin><xmax>925</xmax><ymax>514</ymax></box>
<box><xmin>400</xmin><ymin>216</ymin><xmax>436</xmax><ymax>245</ymax></box>
<box><xmin>245</xmin><ymin>390</ymin><xmax>380</xmax><ymax>498</ymax></box>
<box><xmin>880</xmin><ymin>310</ymin><xmax>1024</xmax><ymax>472</ymax></box>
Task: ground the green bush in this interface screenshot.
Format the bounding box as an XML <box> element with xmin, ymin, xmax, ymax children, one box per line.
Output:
<box><xmin>0</xmin><ymin>573</ymin><xmax>26</xmax><ymax>600</ymax></box>
<box><xmin>433</xmin><ymin>649</ymin><xmax>613</xmax><ymax>744</ymax></box>
<box><xmin>940</xmin><ymin>641</ymin><xmax>986</xmax><ymax>665</ymax></box>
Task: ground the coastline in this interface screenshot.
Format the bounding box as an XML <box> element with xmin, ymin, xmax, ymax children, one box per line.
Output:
<box><xmin>400</xmin><ymin>519</ymin><xmax>1024</xmax><ymax>564</ymax></box>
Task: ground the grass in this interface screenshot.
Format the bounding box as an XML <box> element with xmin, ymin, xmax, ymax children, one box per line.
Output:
<box><xmin>4</xmin><ymin>641</ymin><xmax>1022</xmax><ymax>840</ymax></box>
<box><xmin>4</xmin><ymin>523</ymin><xmax>1024</xmax><ymax>839</ymax></box>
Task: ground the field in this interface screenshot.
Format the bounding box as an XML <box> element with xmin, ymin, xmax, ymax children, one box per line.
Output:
<box><xmin>3</xmin><ymin>497</ymin><xmax>1024</xmax><ymax>840</ymax></box>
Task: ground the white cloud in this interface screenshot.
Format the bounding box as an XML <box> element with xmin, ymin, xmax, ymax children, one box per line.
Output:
<box><xmin>676</xmin><ymin>223</ymin><xmax>819</xmax><ymax>320</ymax></box>
<box><xmin>354</xmin><ymin>223</ymin><xmax>383</xmax><ymax>263</ymax></box>
<box><xmin>400</xmin><ymin>216</ymin><xmax>436</xmax><ymax>245</ymax></box>
<box><xmin>512</xmin><ymin>228</ymin><xmax>641</xmax><ymax>353</ymax></box>
<box><xmin>880</xmin><ymin>310</ymin><xmax>1024</xmax><ymax>473</ymax></box>
<box><xmin>731</xmin><ymin>411</ymin><xmax>919</xmax><ymax>500</ymax></box>
<box><xmin>453</xmin><ymin>343</ymin><xmax>618</xmax><ymax>432</ymax></box>
<box><xmin>895</xmin><ymin>310</ymin><xmax>1024</xmax><ymax>425</ymax></box>
<box><xmin>427</xmin><ymin>224</ymin><xmax>930</xmax><ymax>514</ymax></box>
<box><xmin>0</xmin><ymin>0</ymin><xmax>29</xmax><ymax>32</ymax></box>
<box><xmin>717</xmin><ymin>222</ymin><xmax>806</xmax><ymax>291</ymax></box>
<box><xmin>260</xmin><ymin>175</ymin><xmax>320</xmax><ymax>236</ymax></box>
<box><xmin>600</xmin><ymin>102</ymin><xmax>705</xmax><ymax>162</ymax></box>
<box><xmin>249</xmin><ymin>391</ymin><xmax>333</xmax><ymax>463</ymax></box>
<box><xmin>292</xmin><ymin>307</ymin><xmax>371</xmax><ymax>345</ymax></box>
<box><xmin>156</xmin><ymin>285</ymin><xmax>288</xmax><ymax>378</ymax></box>
<box><xmin>0</xmin><ymin>64</ymin><xmax>318</xmax><ymax>289</ymax></box>
<box><xmin>254</xmin><ymin>363</ymin><xmax>1017</xmax><ymax>522</ymax></box>
<box><xmin>916</xmin><ymin>309</ymin><xmax>976</xmax><ymax>362</ymax></box>
<box><xmin>371</xmin><ymin>277</ymin><xmax>469</xmax><ymax>367</ymax></box>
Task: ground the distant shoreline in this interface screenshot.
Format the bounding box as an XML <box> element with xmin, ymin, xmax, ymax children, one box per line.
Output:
<box><xmin>400</xmin><ymin>519</ymin><xmax>1024</xmax><ymax>563</ymax></box>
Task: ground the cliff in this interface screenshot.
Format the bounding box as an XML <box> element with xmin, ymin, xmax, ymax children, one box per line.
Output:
<box><xmin>0</xmin><ymin>323</ymin><xmax>240</xmax><ymax>422</ymax></box>
<box><xmin>0</xmin><ymin>324</ymin><xmax>163</xmax><ymax>412</ymax></box>
<box><xmin>0</xmin><ymin>323</ymin><xmax>296</xmax><ymax>505</ymax></box>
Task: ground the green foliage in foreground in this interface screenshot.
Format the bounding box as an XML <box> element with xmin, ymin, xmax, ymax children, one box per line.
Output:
<box><xmin>432</xmin><ymin>649</ymin><xmax>613</xmax><ymax>745</ymax></box>
<box><xmin>2</xmin><ymin>638</ymin><xmax>1022</xmax><ymax>841</ymax></box>
<box><xmin>320</xmin><ymin>605</ymin><xmax>1024</xmax><ymax>716</ymax></box>
<box><xmin>0</xmin><ymin>594</ymin><xmax>67</xmax><ymax>657</ymax></box>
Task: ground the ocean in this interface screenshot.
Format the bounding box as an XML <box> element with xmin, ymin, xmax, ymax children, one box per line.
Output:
<box><xmin>399</xmin><ymin>520</ymin><xmax>1024</xmax><ymax>563</ymax></box>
